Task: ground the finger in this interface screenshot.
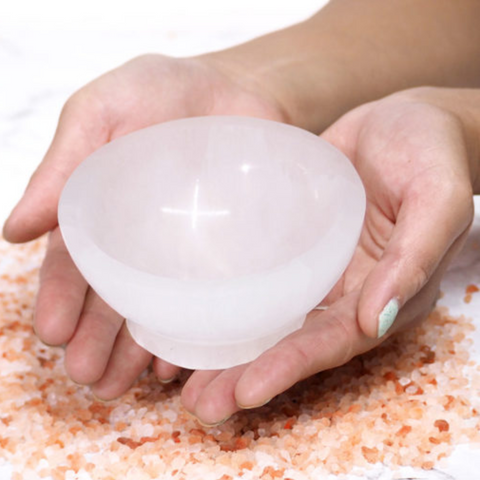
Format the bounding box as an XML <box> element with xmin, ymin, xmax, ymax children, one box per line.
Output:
<box><xmin>181</xmin><ymin>370</ymin><xmax>223</xmax><ymax>415</ymax></box>
<box><xmin>91</xmin><ymin>323</ymin><xmax>152</xmax><ymax>400</ymax></box>
<box><xmin>357</xmin><ymin>175</ymin><xmax>473</xmax><ymax>338</ymax></box>
<box><xmin>3</xmin><ymin>91</ymin><xmax>110</xmax><ymax>243</ymax></box>
<box><xmin>65</xmin><ymin>290</ymin><xmax>124</xmax><ymax>385</ymax></box>
<box><xmin>152</xmin><ymin>357</ymin><xmax>182</xmax><ymax>383</ymax></box>
<box><xmin>35</xmin><ymin>227</ymin><xmax>88</xmax><ymax>345</ymax></box>
<box><xmin>183</xmin><ymin>366</ymin><xmax>247</xmax><ymax>426</ymax></box>
<box><xmin>235</xmin><ymin>292</ymin><xmax>378</xmax><ymax>409</ymax></box>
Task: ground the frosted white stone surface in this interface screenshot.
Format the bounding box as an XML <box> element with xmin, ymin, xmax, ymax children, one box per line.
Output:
<box><xmin>58</xmin><ymin>116</ymin><xmax>365</xmax><ymax>369</ymax></box>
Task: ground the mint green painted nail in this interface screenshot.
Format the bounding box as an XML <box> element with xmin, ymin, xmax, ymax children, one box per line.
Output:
<box><xmin>377</xmin><ymin>298</ymin><xmax>399</xmax><ymax>338</ymax></box>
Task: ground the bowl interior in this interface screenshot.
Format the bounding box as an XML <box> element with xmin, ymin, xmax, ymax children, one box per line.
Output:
<box><xmin>66</xmin><ymin>117</ymin><xmax>358</xmax><ymax>281</ymax></box>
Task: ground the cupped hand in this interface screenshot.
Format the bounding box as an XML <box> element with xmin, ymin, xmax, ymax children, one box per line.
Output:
<box><xmin>181</xmin><ymin>88</ymin><xmax>478</xmax><ymax>425</ymax></box>
<box><xmin>4</xmin><ymin>54</ymin><xmax>286</xmax><ymax>396</ymax></box>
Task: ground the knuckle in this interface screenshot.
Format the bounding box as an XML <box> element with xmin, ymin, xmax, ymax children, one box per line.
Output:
<box><xmin>328</xmin><ymin>312</ymin><xmax>355</xmax><ymax>366</ymax></box>
<box><xmin>285</xmin><ymin>339</ymin><xmax>313</xmax><ymax>380</ymax></box>
<box><xmin>391</xmin><ymin>86</ymin><xmax>438</xmax><ymax>103</ymax></box>
<box><xmin>61</xmin><ymin>87</ymin><xmax>105</xmax><ymax>122</ymax></box>
<box><xmin>61</xmin><ymin>91</ymin><xmax>86</xmax><ymax>117</ymax></box>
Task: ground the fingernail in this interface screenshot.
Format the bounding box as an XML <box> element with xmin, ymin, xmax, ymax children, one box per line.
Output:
<box><xmin>184</xmin><ymin>409</ymin><xmax>231</xmax><ymax>428</ymax></box>
<box><xmin>92</xmin><ymin>392</ymin><xmax>110</xmax><ymax>403</ymax></box>
<box><xmin>237</xmin><ymin>397</ymin><xmax>272</xmax><ymax>410</ymax></box>
<box><xmin>196</xmin><ymin>415</ymin><xmax>231</xmax><ymax>428</ymax></box>
<box><xmin>377</xmin><ymin>298</ymin><xmax>399</xmax><ymax>338</ymax></box>
<box><xmin>158</xmin><ymin>376</ymin><xmax>176</xmax><ymax>384</ymax></box>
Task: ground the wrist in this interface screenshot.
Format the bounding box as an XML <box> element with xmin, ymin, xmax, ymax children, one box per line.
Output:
<box><xmin>197</xmin><ymin>17</ymin><xmax>354</xmax><ymax>133</ymax></box>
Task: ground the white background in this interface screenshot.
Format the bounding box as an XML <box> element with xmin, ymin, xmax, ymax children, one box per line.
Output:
<box><xmin>0</xmin><ymin>0</ymin><xmax>324</xmax><ymax>225</ymax></box>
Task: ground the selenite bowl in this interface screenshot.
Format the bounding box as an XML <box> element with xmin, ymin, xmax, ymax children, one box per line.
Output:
<box><xmin>58</xmin><ymin>116</ymin><xmax>366</xmax><ymax>370</ymax></box>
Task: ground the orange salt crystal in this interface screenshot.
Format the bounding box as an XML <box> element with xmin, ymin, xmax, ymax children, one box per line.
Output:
<box><xmin>420</xmin><ymin>350</ymin><xmax>436</xmax><ymax>364</ymax></box>
<box><xmin>422</xmin><ymin>461</ymin><xmax>434</xmax><ymax>470</ymax></box>
<box><xmin>348</xmin><ymin>404</ymin><xmax>362</xmax><ymax>413</ymax></box>
<box><xmin>172</xmin><ymin>430</ymin><xmax>181</xmax><ymax>443</ymax></box>
<box><xmin>234</xmin><ymin>436</ymin><xmax>250</xmax><ymax>450</ymax></box>
<box><xmin>117</xmin><ymin>437</ymin><xmax>141</xmax><ymax>449</ymax></box>
<box><xmin>395</xmin><ymin>382</ymin><xmax>405</xmax><ymax>395</ymax></box>
<box><xmin>77</xmin><ymin>408</ymin><xmax>93</xmax><ymax>421</ymax></box>
<box><xmin>396</xmin><ymin>425</ymin><xmax>412</xmax><ymax>437</ymax></box>
<box><xmin>240</xmin><ymin>461</ymin><xmax>254</xmax><ymax>470</ymax></box>
<box><xmin>88</xmin><ymin>402</ymin><xmax>112</xmax><ymax>416</ymax></box>
<box><xmin>38</xmin><ymin>378</ymin><xmax>54</xmax><ymax>391</ymax></box>
<box><xmin>188</xmin><ymin>434</ymin><xmax>203</xmax><ymax>444</ymax></box>
<box><xmin>219</xmin><ymin>475</ymin><xmax>233</xmax><ymax>480</ymax></box>
<box><xmin>429</xmin><ymin>437</ymin><xmax>441</xmax><ymax>444</ymax></box>
<box><xmin>38</xmin><ymin>358</ymin><xmax>55</xmax><ymax>369</ymax></box>
<box><xmin>464</xmin><ymin>294</ymin><xmax>472</xmax><ymax>304</ymax></box>
<box><xmin>220</xmin><ymin>444</ymin><xmax>235</xmax><ymax>452</ymax></box>
<box><xmin>139</xmin><ymin>436</ymin><xmax>159</xmax><ymax>445</ymax></box>
<box><xmin>115</xmin><ymin>421</ymin><xmax>128</xmax><ymax>430</ymax></box>
<box><xmin>217</xmin><ymin>431</ymin><xmax>233</xmax><ymax>442</ymax></box>
<box><xmin>361</xmin><ymin>446</ymin><xmax>379</xmax><ymax>463</ymax></box>
<box><xmin>0</xmin><ymin>416</ymin><xmax>11</xmax><ymax>426</ymax></box>
<box><xmin>434</xmin><ymin>419</ymin><xmax>449</xmax><ymax>432</ymax></box>
<box><xmin>443</xmin><ymin>395</ymin><xmax>455</xmax><ymax>410</ymax></box>
<box><xmin>383</xmin><ymin>371</ymin><xmax>398</xmax><ymax>382</ymax></box>
<box><xmin>51</xmin><ymin>466</ymin><xmax>68</xmax><ymax>480</ymax></box>
<box><xmin>22</xmin><ymin>338</ymin><xmax>33</xmax><ymax>351</ymax></box>
<box><xmin>3</xmin><ymin>350</ymin><xmax>22</xmax><ymax>361</ymax></box>
<box><xmin>262</xmin><ymin>466</ymin><xmax>285</xmax><ymax>478</ymax></box>
<box><xmin>283</xmin><ymin>418</ymin><xmax>295</xmax><ymax>429</ymax></box>
<box><xmin>466</xmin><ymin>284</ymin><xmax>479</xmax><ymax>294</ymax></box>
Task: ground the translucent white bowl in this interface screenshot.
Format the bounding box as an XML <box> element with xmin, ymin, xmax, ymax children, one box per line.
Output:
<box><xmin>58</xmin><ymin>116</ymin><xmax>365</xmax><ymax>370</ymax></box>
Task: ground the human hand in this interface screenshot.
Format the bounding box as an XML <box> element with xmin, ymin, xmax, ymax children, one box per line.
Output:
<box><xmin>180</xmin><ymin>87</ymin><xmax>480</xmax><ymax>425</ymax></box>
<box><xmin>4</xmin><ymin>54</ymin><xmax>286</xmax><ymax>394</ymax></box>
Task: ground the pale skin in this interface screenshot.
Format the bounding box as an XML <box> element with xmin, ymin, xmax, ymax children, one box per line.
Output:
<box><xmin>4</xmin><ymin>0</ymin><xmax>480</xmax><ymax>425</ymax></box>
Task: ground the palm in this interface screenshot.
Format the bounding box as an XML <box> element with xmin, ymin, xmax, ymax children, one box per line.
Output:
<box><xmin>98</xmin><ymin>55</ymin><xmax>284</xmax><ymax>142</ymax></box>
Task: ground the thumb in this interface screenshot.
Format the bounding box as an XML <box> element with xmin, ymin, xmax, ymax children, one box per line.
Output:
<box><xmin>3</xmin><ymin>92</ymin><xmax>110</xmax><ymax>243</ymax></box>
<box><xmin>358</xmin><ymin>176</ymin><xmax>473</xmax><ymax>338</ymax></box>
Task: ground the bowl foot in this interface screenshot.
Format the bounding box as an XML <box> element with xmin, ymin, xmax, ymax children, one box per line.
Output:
<box><xmin>126</xmin><ymin>316</ymin><xmax>306</xmax><ymax>370</ymax></box>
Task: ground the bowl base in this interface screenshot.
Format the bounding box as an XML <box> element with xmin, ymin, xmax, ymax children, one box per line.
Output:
<box><xmin>126</xmin><ymin>316</ymin><xmax>306</xmax><ymax>370</ymax></box>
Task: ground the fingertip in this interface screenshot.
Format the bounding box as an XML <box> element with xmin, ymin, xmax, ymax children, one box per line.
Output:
<box><xmin>3</xmin><ymin>208</ymin><xmax>31</xmax><ymax>244</ymax></box>
<box><xmin>34</xmin><ymin>313</ymin><xmax>74</xmax><ymax>347</ymax></box>
<box><xmin>180</xmin><ymin>370</ymin><xmax>221</xmax><ymax>415</ymax></box>
<box><xmin>152</xmin><ymin>357</ymin><xmax>181</xmax><ymax>383</ymax></box>
<box><xmin>2</xmin><ymin>200</ymin><xmax>56</xmax><ymax>244</ymax></box>
<box><xmin>65</xmin><ymin>345</ymin><xmax>105</xmax><ymax>386</ymax></box>
<box><xmin>34</xmin><ymin>295</ymin><xmax>78</xmax><ymax>347</ymax></box>
<box><xmin>91</xmin><ymin>374</ymin><xmax>132</xmax><ymax>401</ymax></box>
